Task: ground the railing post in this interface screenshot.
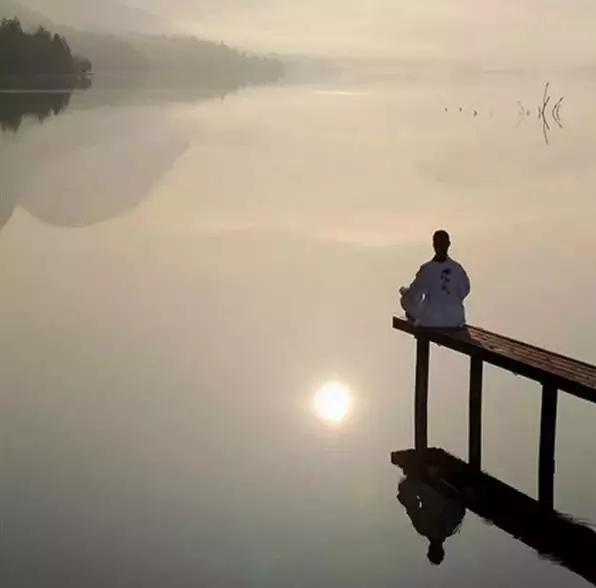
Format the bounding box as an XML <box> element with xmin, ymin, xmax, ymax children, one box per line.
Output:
<box><xmin>539</xmin><ymin>382</ymin><xmax>558</xmax><ymax>509</ymax></box>
<box><xmin>415</xmin><ymin>336</ymin><xmax>430</xmax><ymax>451</ymax></box>
<box><xmin>469</xmin><ymin>356</ymin><xmax>483</xmax><ymax>469</ymax></box>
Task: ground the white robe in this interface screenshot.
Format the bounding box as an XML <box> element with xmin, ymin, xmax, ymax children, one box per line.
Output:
<box><xmin>401</xmin><ymin>257</ymin><xmax>470</xmax><ymax>328</ymax></box>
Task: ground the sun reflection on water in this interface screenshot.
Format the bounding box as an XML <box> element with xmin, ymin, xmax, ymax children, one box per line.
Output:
<box><xmin>313</xmin><ymin>382</ymin><xmax>352</xmax><ymax>424</ymax></box>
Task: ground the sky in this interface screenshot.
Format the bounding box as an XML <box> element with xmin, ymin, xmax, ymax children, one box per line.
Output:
<box><xmin>14</xmin><ymin>0</ymin><xmax>596</xmax><ymax>65</ymax></box>
<box><xmin>128</xmin><ymin>0</ymin><xmax>596</xmax><ymax>65</ymax></box>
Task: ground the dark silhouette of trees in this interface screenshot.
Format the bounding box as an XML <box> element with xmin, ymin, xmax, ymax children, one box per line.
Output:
<box><xmin>0</xmin><ymin>17</ymin><xmax>92</xmax><ymax>79</ymax></box>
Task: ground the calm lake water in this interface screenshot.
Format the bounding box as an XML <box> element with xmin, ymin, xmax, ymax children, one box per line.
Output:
<box><xmin>1</xmin><ymin>65</ymin><xmax>595</xmax><ymax>587</ymax></box>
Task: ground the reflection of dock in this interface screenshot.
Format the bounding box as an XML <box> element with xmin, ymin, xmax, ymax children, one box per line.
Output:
<box><xmin>392</xmin><ymin>448</ymin><xmax>596</xmax><ymax>586</ymax></box>
<box><xmin>393</xmin><ymin>316</ymin><xmax>596</xmax><ymax>509</ymax></box>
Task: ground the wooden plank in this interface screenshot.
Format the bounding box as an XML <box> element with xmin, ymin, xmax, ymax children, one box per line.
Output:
<box><xmin>392</xmin><ymin>448</ymin><xmax>596</xmax><ymax>586</ymax></box>
<box><xmin>393</xmin><ymin>316</ymin><xmax>596</xmax><ymax>401</ymax></box>
<box><xmin>469</xmin><ymin>357</ymin><xmax>483</xmax><ymax>469</ymax></box>
<box><xmin>415</xmin><ymin>337</ymin><xmax>430</xmax><ymax>451</ymax></box>
<box><xmin>539</xmin><ymin>384</ymin><xmax>558</xmax><ymax>509</ymax></box>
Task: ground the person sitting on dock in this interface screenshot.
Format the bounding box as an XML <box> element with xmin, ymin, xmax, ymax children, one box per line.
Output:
<box><xmin>400</xmin><ymin>230</ymin><xmax>470</xmax><ymax>328</ymax></box>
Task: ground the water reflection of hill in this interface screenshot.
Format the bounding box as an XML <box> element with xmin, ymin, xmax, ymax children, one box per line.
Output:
<box><xmin>0</xmin><ymin>72</ymin><xmax>93</xmax><ymax>130</ymax></box>
<box><xmin>0</xmin><ymin>72</ymin><xmax>273</xmax><ymax>131</ymax></box>
<box><xmin>0</xmin><ymin>81</ymin><xmax>222</xmax><ymax>230</ymax></box>
<box><xmin>0</xmin><ymin>91</ymin><xmax>72</xmax><ymax>132</ymax></box>
<box><xmin>0</xmin><ymin>73</ymin><xmax>276</xmax><ymax>230</ymax></box>
<box><xmin>68</xmin><ymin>74</ymin><xmax>244</xmax><ymax>111</ymax></box>
<box><xmin>18</xmin><ymin>115</ymin><xmax>191</xmax><ymax>228</ymax></box>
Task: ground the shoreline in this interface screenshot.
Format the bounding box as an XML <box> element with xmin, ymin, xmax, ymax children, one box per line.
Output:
<box><xmin>0</xmin><ymin>74</ymin><xmax>93</xmax><ymax>91</ymax></box>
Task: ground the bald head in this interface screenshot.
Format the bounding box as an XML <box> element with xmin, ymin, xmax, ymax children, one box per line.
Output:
<box><xmin>428</xmin><ymin>541</ymin><xmax>445</xmax><ymax>565</ymax></box>
<box><xmin>433</xmin><ymin>230</ymin><xmax>451</xmax><ymax>260</ymax></box>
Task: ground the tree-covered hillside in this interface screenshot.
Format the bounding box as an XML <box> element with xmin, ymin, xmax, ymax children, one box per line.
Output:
<box><xmin>0</xmin><ymin>17</ymin><xmax>91</xmax><ymax>76</ymax></box>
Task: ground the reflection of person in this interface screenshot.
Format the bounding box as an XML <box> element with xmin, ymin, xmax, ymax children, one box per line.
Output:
<box><xmin>398</xmin><ymin>477</ymin><xmax>466</xmax><ymax>565</ymax></box>
<box><xmin>400</xmin><ymin>230</ymin><xmax>470</xmax><ymax>328</ymax></box>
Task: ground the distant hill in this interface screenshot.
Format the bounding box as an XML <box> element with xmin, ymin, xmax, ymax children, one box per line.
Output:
<box><xmin>14</xmin><ymin>0</ymin><xmax>172</xmax><ymax>35</ymax></box>
<box><xmin>0</xmin><ymin>17</ymin><xmax>92</xmax><ymax>81</ymax></box>
<box><xmin>0</xmin><ymin>0</ymin><xmax>284</xmax><ymax>82</ymax></box>
<box><xmin>0</xmin><ymin>1</ymin><xmax>147</xmax><ymax>72</ymax></box>
<box><xmin>67</xmin><ymin>33</ymin><xmax>283</xmax><ymax>83</ymax></box>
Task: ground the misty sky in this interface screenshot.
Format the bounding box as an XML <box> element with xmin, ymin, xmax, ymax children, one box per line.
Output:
<box><xmin>127</xmin><ymin>0</ymin><xmax>596</xmax><ymax>64</ymax></box>
<box><xmin>17</xmin><ymin>0</ymin><xmax>596</xmax><ymax>64</ymax></box>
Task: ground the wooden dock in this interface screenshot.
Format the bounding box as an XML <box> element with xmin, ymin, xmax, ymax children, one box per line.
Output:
<box><xmin>392</xmin><ymin>316</ymin><xmax>596</xmax><ymax>508</ymax></box>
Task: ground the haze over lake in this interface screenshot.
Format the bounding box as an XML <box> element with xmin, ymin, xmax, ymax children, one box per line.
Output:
<box><xmin>1</xmin><ymin>60</ymin><xmax>596</xmax><ymax>587</ymax></box>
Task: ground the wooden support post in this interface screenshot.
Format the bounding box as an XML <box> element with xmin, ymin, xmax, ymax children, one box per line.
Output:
<box><xmin>469</xmin><ymin>357</ymin><xmax>483</xmax><ymax>469</ymax></box>
<box><xmin>415</xmin><ymin>337</ymin><xmax>430</xmax><ymax>451</ymax></box>
<box><xmin>539</xmin><ymin>383</ymin><xmax>558</xmax><ymax>509</ymax></box>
